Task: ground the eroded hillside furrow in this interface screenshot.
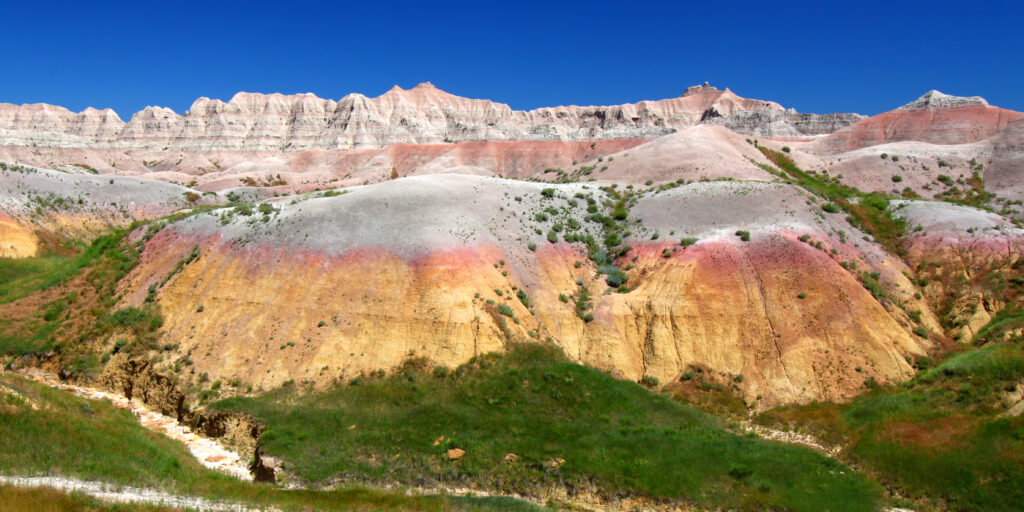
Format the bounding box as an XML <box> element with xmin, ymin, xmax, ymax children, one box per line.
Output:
<box><xmin>14</xmin><ymin>367</ymin><xmax>262</xmax><ymax>482</ymax></box>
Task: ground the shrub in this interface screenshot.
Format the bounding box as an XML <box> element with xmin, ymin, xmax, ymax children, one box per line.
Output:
<box><xmin>496</xmin><ymin>304</ymin><xmax>515</xmax><ymax>317</ymax></box>
<box><xmin>540</xmin><ymin>188</ymin><xmax>556</xmax><ymax>198</ymax></box>
<box><xmin>605</xmin><ymin>268</ymin><xmax>628</xmax><ymax>288</ymax></box>
<box><xmin>822</xmin><ymin>203</ymin><xmax>840</xmax><ymax>213</ymax></box>
<box><xmin>535</xmin><ymin>212</ymin><xmax>549</xmax><ymax>222</ymax></box>
<box><xmin>891</xmin><ymin>175</ymin><xmax>903</xmax><ymax>182</ymax></box>
<box><xmin>547</xmin><ymin>230</ymin><xmax>558</xmax><ymax>243</ymax></box>
<box><xmin>680</xmin><ymin>237</ymin><xmax>698</xmax><ymax>247</ymax></box>
<box><xmin>735</xmin><ymin>230</ymin><xmax>751</xmax><ymax>242</ymax></box>
<box><xmin>527</xmin><ymin>242</ymin><xmax>537</xmax><ymax>251</ymax></box>
<box><xmin>908</xmin><ymin>309</ymin><xmax>923</xmax><ymax>324</ymax></box>
<box><xmin>782</xmin><ymin>146</ymin><xmax>791</xmax><ymax>153</ymax></box>
<box><xmin>937</xmin><ymin>174</ymin><xmax>954</xmax><ymax>186</ymax></box>
<box><xmin>797</xmin><ymin>292</ymin><xmax>807</xmax><ymax>299</ymax></box>
<box><xmin>516</xmin><ymin>290</ymin><xmax>531</xmax><ymax>308</ymax></box>
<box><xmin>640</xmin><ymin>375</ymin><xmax>659</xmax><ymax>387</ymax></box>
<box><xmin>645</xmin><ymin>179</ymin><xmax>653</xmax><ymax>186</ymax></box>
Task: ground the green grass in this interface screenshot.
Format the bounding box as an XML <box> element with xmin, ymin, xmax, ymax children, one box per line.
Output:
<box><xmin>758</xmin><ymin>340</ymin><xmax>1024</xmax><ymax>511</ymax></box>
<box><xmin>0</xmin><ymin>229</ymin><xmax>138</xmax><ymax>306</ymax></box>
<box><xmin>756</xmin><ymin>147</ymin><xmax>907</xmax><ymax>256</ymax></box>
<box><xmin>212</xmin><ymin>344</ymin><xmax>880</xmax><ymax>512</ymax></box>
<box><xmin>0</xmin><ymin>374</ymin><xmax>538</xmax><ymax>512</ymax></box>
<box><xmin>0</xmin><ymin>228</ymin><xmax>148</xmax><ymax>363</ymax></box>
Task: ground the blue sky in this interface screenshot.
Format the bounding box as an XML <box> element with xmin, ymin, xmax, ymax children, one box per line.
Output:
<box><xmin>2</xmin><ymin>0</ymin><xmax>1021</xmax><ymax>117</ymax></box>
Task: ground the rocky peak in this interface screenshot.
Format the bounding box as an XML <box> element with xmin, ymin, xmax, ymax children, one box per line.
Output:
<box><xmin>0</xmin><ymin>83</ymin><xmax>865</xmax><ymax>150</ymax></box>
<box><xmin>899</xmin><ymin>90</ymin><xmax>989</xmax><ymax>111</ymax></box>
<box><xmin>682</xmin><ymin>82</ymin><xmax>718</xmax><ymax>96</ymax></box>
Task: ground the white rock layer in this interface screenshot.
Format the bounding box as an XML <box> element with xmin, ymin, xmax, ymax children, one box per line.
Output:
<box><xmin>0</xmin><ymin>83</ymin><xmax>863</xmax><ymax>151</ymax></box>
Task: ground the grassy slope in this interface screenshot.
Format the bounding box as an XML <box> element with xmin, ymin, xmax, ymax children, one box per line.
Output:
<box><xmin>0</xmin><ymin>373</ymin><xmax>536</xmax><ymax>512</ymax></box>
<box><xmin>212</xmin><ymin>344</ymin><xmax>879</xmax><ymax>512</ymax></box>
<box><xmin>758</xmin><ymin>340</ymin><xmax>1024</xmax><ymax>511</ymax></box>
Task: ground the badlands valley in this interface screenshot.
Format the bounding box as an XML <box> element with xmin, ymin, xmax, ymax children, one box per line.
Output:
<box><xmin>1</xmin><ymin>83</ymin><xmax>1024</xmax><ymax>511</ymax></box>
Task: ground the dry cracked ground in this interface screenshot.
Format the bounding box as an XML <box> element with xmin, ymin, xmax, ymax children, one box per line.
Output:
<box><xmin>2</xmin><ymin>85</ymin><xmax>1024</xmax><ymax>512</ymax></box>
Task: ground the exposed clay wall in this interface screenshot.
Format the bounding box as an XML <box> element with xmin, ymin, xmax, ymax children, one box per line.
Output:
<box><xmin>124</xmin><ymin>231</ymin><xmax>928</xmax><ymax>409</ymax></box>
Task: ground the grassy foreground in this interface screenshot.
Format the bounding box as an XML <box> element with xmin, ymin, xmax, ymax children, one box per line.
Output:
<box><xmin>213</xmin><ymin>344</ymin><xmax>880</xmax><ymax>512</ymax></box>
<box><xmin>759</xmin><ymin>340</ymin><xmax>1024</xmax><ymax>511</ymax></box>
<box><xmin>0</xmin><ymin>484</ymin><xmax>178</xmax><ymax>512</ymax></box>
<box><xmin>0</xmin><ymin>373</ymin><xmax>538</xmax><ymax>511</ymax></box>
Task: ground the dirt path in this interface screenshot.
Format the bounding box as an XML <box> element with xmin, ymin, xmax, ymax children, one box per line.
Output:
<box><xmin>0</xmin><ymin>475</ymin><xmax>259</xmax><ymax>511</ymax></box>
<box><xmin>16</xmin><ymin>369</ymin><xmax>253</xmax><ymax>481</ymax></box>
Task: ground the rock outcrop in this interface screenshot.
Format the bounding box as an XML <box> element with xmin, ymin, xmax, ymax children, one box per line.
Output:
<box><xmin>99</xmin><ymin>353</ymin><xmax>188</xmax><ymax>421</ymax></box>
<box><xmin>895</xmin><ymin>200</ymin><xmax>1024</xmax><ymax>342</ymax></box>
<box><xmin>0</xmin><ymin>83</ymin><xmax>863</xmax><ymax>151</ymax></box>
<box><xmin>118</xmin><ymin>175</ymin><xmax>931</xmax><ymax>409</ymax></box>
<box><xmin>899</xmin><ymin>90</ymin><xmax>989</xmax><ymax>111</ymax></box>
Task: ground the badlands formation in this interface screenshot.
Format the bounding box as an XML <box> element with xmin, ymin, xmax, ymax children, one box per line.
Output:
<box><xmin>1</xmin><ymin>84</ymin><xmax>1023</xmax><ymax>412</ymax></box>
<box><xmin>0</xmin><ymin>82</ymin><xmax>862</xmax><ymax>151</ymax></box>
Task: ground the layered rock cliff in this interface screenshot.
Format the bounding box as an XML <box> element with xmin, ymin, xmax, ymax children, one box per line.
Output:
<box><xmin>116</xmin><ymin>175</ymin><xmax>932</xmax><ymax>409</ymax></box>
<box><xmin>0</xmin><ymin>83</ymin><xmax>863</xmax><ymax>151</ymax></box>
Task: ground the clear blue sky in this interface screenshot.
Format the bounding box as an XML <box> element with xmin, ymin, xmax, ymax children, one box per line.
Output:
<box><xmin>2</xmin><ymin>0</ymin><xmax>1021</xmax><ymax>118</ymax></box>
